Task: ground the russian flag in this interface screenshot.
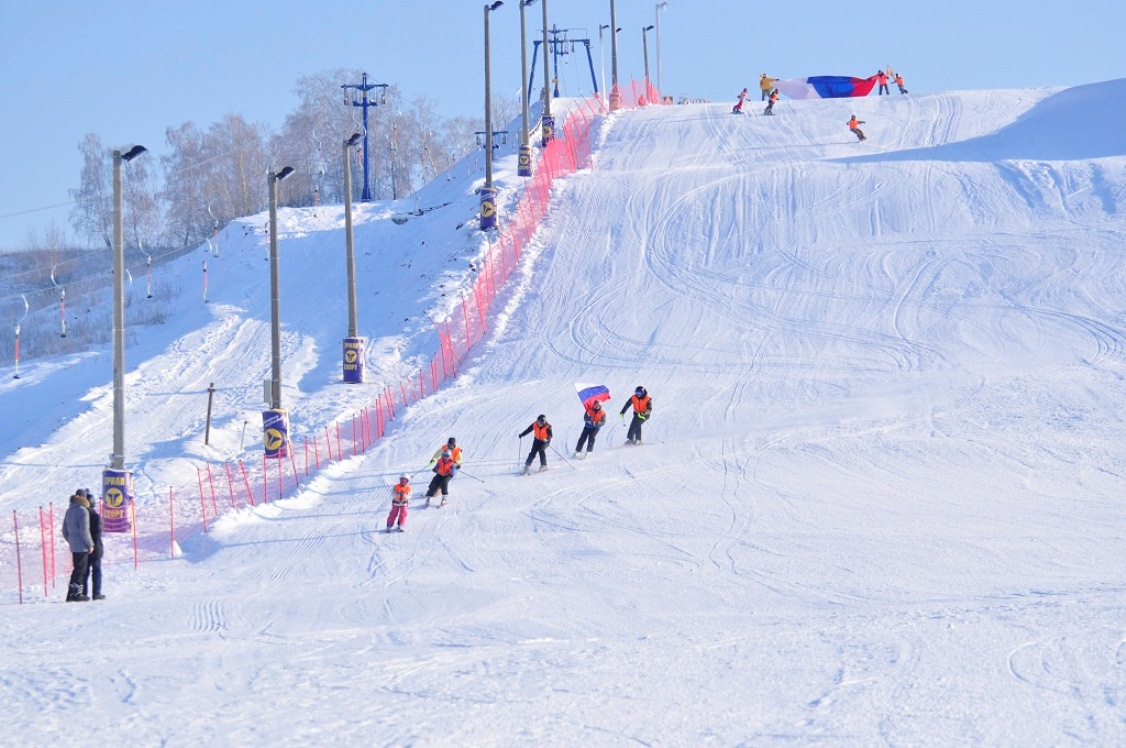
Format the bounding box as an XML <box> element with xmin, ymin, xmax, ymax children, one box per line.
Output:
<box><xmin>773</xmin><ymin>75</ymin><xmax>879</xmax><ymax>100</ymax></box>
<box><xmin>574</xmin><ymin>383</ymin><xmax>611</xmax><ymax>410</ymax></box>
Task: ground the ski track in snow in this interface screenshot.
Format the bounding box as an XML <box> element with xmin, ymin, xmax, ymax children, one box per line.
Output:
<box><xmin>3</xmin><ymin>84</ymin><xmax>1126</xmax><ymax>745</ymax></box>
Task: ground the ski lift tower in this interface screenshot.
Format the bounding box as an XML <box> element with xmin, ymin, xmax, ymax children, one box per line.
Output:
<box><xmin>341</xmin><ymin>72</ymin><xmax>388</xmax><ymax>202</ymax></box>
<box><xmin>528</xmin><ymin>25</ymin><xmax>599</xmax><ymax>105</ymax></box>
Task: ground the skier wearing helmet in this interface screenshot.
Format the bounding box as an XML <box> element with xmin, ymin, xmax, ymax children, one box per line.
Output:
<box><xmin>386</xmin><ymin>474</ymin><xmax>412</xmax><ymax>532</ymax></box>
<box><xmin>620</xmin><ymin>386</ymin><xmax>653</xmax><ymax>445</ymax></box>
<box><xmin>518</xmin><ymin>414</ymin><xmax>553</xmax><ymax>474</ymax></box>
<box><xmin>574</xmin><ymin>400</ymin><xmax>607</xmax><ymax>458</ymax></box>
<box><xmin>425</xmin><ymin>450</ymin><xmax>458</xmax><ymax>507</ymax></box>
<box><xmin>430</xmin><ymin>436</ymin><xmax>463</xmax><ymax>468</ymax></box>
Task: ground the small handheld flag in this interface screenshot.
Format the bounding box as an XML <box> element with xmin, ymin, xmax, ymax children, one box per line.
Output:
<box><xmin>574</xmin><ymin>383</ymin><xmax>611</xmax><ymax>410</ymax></box>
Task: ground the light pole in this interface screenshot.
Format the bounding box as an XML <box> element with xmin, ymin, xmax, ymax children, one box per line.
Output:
<box><xmin>264</xmin><ymin>165</ymin><xmax>295</xmax><ymax>458</ymax></box>
<box><xmin>540</xmin><ymin>0</ymin><xmax>554</xmax><ymax>145</ymax></box>
<box><xmin>642</xmin><ymin>24</ymin><xmax>655</xmax><ymax>98</ymax></box>
<box><xmin>481</xmin><ymin>1</ymin><xmax>504</xmax><ymax>231</ymax></box>
<box><xmin>104</xmin><ymin>143</ymin><xmax>146</xmax><ymax>534</ymax></box>
<box><xmin>656</xmin><ymin>2</ymin><xmax>668</xmax><ymax>98</ymax></box>
<box><xmin>518</xmin><ymin>0</ymin><xmax>537</xmax><ymax>177</ymax></box>
<box><xmin>598</xmin><ymin>24</ymin><xmax>610</xmax><ymax>106</ymax></box>
<box><xmin>342</xmin><ymin>132</ymin><xmax>365</xmax><ymax>384</ymax></box>
<box><xmin>609</xmin><ymin>0</ymin><xmax>620</xmax><ymax>111</ymax></box>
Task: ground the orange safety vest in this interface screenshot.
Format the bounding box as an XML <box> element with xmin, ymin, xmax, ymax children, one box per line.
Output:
<box><xmin>392</xmin><ymin>483</ymin><xmax>412</xmax><ymax>506</ymax></box>
<box><xmin>769</xmin><ymin>90</ymin><xmax>778</xmax><ymax>103</ymax></box>
<box><xmin>433</xmin><ymin>444</ymin><xmax>463</xmax><ymax>465</ymax></box>
<box><xmin>532</xmin><ymin>421</ymin><xmax>551</xmax><ymax>440</ymax></box>
<box><xmin>878</xmin><ymin>72</ymin><xmax>888</xmax><ymax>84</ymax></box>
<box><xmin>895</xmin><ymin>74</ymin><xmax>904</xmax><ymax>86</ymax></box>
<box><xmin>630</xmin><ymin>394</ymin><xmax>652</xmax><ymax>414</ymax></box>
<box><xmin>848</xmin><ymin>117</ymin><xmax>862</xmax><ymax>129</ymax></box>
<box><xmin>433</xmin><ymin>456</ymin><xmax>456</xmax><ymax>476</ymax></box>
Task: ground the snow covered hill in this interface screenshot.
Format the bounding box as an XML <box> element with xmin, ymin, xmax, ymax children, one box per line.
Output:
<box><xmin>2</xmin><ymin>82</ymin><xmax>1125</xmax><ymax>746</ymax></box>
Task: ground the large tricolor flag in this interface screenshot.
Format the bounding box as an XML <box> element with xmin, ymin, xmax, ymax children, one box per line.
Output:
<box><xmin>773</xmin><ymin>75</ymin><xmax>879</xmax><ymax>100</ymax></box>
<box><xmin>574</xmin><ymin>383</ymin><xmax>611</xmax><ymax>410</ymax></box>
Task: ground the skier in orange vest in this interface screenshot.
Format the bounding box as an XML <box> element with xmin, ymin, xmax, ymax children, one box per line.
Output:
<box><xmin>848</xmin><ymin>115</ymin><xmax>867</xmax><ymax>141</ymax></box>
<box><xmin>519</xmin><ymin>415</ymin><xmax>553</xmax><ymax>474</ymax></box>
<box><xmin>425</xmin><ymin>450</ymin><xmax>458</xmax><ymax>507</ymax></box>
<box><xmin>876</xmin><ymin>70</ymin><xmax>890</xmax><ymax>95</ymax></box>
<box><xmin>620</xmin><ymin>386</ymin><xmax>653</xmax><ymax>445</ymax></box>
<box><xmin>386</xmin><ymin>474</ymin><xmax>411</xmax><ymax>532</ymax></box>
<box><xmin>895</xmin><ymin>73</ymin><xmax>909</xmax><ymax>95</ymax></box>
<box><xmin>764</xmin><ymin>89</ymin><xmax>779</xmax><ymax>116</ymax></box>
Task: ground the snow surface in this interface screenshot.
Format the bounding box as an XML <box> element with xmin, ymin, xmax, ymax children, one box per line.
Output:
<box><xmin>3</xmin><ymin>81</ymin><xmax>1126</xmax><ymax>746</ymax></box>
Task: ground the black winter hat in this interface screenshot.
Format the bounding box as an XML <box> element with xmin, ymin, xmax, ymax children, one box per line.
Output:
<box><xmin>76</xmin><ymin>488</ymin><xmax>87</xmax><ymax>497</ymax></box>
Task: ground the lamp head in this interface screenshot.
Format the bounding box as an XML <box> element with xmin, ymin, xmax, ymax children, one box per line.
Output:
<box><xmin>346</xmin><ymin>132</ymin><xmax>363</xmax><ymax>148</ymax></box>
<box><xmin>275</xmin><ymin>166</ymin><xmax>295</xmax><ymax>182</ymax></box>
<box><xmin>121</xmin><ymin>145</ymin><xmax>147</xmax><ymax>162</ymax></box>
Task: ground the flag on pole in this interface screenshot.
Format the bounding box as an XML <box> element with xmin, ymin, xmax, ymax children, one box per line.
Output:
<box><xmin>574</xmin><ymin>383</ymin><xmax>611</xmax><ymax>410</ymax></box>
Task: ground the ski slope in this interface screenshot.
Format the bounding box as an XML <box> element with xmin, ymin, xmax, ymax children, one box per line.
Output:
<box><xmin>2</xmin><ymin>81</ymin><xmax>1126</xmax><ymax>746</ymax></box>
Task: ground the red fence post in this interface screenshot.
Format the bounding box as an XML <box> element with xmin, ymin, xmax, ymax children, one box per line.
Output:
<box><xmin>39</xmin><ymin>507</ymin><xmax>48</xmax><ymax>597</ymax></box>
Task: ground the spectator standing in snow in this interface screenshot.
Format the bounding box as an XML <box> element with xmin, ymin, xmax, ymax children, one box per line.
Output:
<box><xmin>519</xmin><ymin>415</ymin><xmax>553</xmax><ymax>474</ymax></box>
<box><xmin>732</xmin><ymin>88</ymin><xmax>748</xmax><ymax>114</ymax></box>
<box><xmin>895</xmin><ymin>73</ymin><xmax>909</xmax><ymax>95</ymax></box>
<box><xmin>620</xmin><ymin>386</ymin><xmax>653</xmax><ymax>445</ymax></box>
<box><xmin>83</xmin><ymin>489</ymin><xmax>105</xmax><ymax>600</ymax></box>
<box><xmin>574</xmin><ymin>401</ymin><xmax>607</xmax><ymax>458</ymax></box>
<box><xmin>764</xmin><ymin>89</ymin><xmax>779</xmax><ymax>116</ymax></box>
<box><xmin>848</xmin><ymin>115</ymin><xmax>867</xmax><ymax>141</ymax></box>
<box><xmin>386</xmin><ymin>475</ymin><xmax>412</xmax><ymax>532</ymax></box>
<box><xmin>877</xmin><ymin>69</ymin><xmax>890</xmax><ymax>95</ymax></box>
<box><xmin>61</xmin><ymin>488</ymin><xmax>93</xmax><ymax>602</ymax></box>
<box><xmin>425</xmin><ymin>450</ymin><xmax>458</xmax><ymax>507</ymax></box>
<box><xmin>759</xmin><ymin>74</ymin><xmax>774</xmax><ymax>101</ymax></box>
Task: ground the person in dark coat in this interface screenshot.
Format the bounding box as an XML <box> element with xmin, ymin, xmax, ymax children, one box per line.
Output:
<box><xmin>83</xmin><ymin>489</ymin><xmax>105</xmax><ymax>600</ymax></box>
<box><xmin>61</xmin><ymin>488</ymin><xmax>93</xmax><ymax>602</ymax></box>
<box><xmin>519</xmin><ymin>415</ymin><xmax>553</xmax><ymax>474</ymax></box>
<box><xmin>574</xmin><ymin>401</ymin><xmax>607</xmax><ymax>458</ymax></box>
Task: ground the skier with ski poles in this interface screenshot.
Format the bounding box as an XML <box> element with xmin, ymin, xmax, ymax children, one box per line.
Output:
<box><xmin>424</xmin><ymin>450</ymin><xmax>458</xmax><ymax>507</ymax></box>
<box><xmin>620</xmin><ymin>386</ymin><xmax>653</xmax><ymax>445</ymax></box>
<box><xmin>386</xmin><ymin>474</ymin><xmax>412</xmax><ymax>532</ymax></box>
<box><xmin>518</xmin><ymin>414</ymin><xmax>553</xmax><ymax>474</ymax></box>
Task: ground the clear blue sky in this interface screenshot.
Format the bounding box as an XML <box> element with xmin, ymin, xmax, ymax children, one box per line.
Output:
<box><xmin>1</xmin><ymin>0</ymin><xmax>1122</xmax><ymax>249</ymax></box>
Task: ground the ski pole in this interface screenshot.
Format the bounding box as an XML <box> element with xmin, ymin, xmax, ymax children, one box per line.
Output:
<box><xmin>455</xmin><ymin>468</ymin><xmax>485</xmax><ymax>484</ymax></box>
<box><xmin>549</xmin><ymin>443</ymin><xmax>577</xmax><ymax>471</ymax></box>
<box><xmin>518</xmin><ymin>435</ymin><xmax>524</xmax><ymax>469</ymax></box>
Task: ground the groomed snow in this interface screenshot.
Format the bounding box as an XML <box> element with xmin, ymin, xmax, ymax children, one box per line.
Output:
<box><xmin>2</xmin><ymin>81</ymin><xmax>1125</xmax><ymax>746</ymax></box>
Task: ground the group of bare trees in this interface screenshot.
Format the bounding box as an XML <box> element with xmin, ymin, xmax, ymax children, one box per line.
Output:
<box><xmin>67</xmin><ymin>68</ymin><xmax>507</xmax><ymax>254</ymax></box>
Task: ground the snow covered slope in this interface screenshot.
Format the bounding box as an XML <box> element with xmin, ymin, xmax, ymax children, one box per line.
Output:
<box><xmin>2</xmin><ymin>82</ymin><xmax>1125</xmax><ymax>745</ymax></box>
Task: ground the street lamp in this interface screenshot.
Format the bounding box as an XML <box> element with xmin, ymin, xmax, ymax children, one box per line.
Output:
<box><xmin>609</xmin><ymin>0</ymin><xmax>620</xmax><ymax>111</ymax></box>
<box><xmin>264</xmin><ymin>165</ymin><xmax>295</xmax><ymax>458</ymax></box>
<box><xmin>598</xmin><ymin>24</ymin><xmax>610</xmax><ymax>106</ymax></box>
<box><xmin>656</xmin><ymin>2</ymin><xmax>668</xmax><ymax>98</ymax></box>
<box><xmin>642</xmin><ymin>24</ymin><xmax>655</xmax><ymax>98</ymax></box>
<box><xmin>104</xmin><ymin>143</ymin><xmax>146</xmax><ymax>534</ymax></box>
<box><xmin>540</xmin><ymin>0</ymin><xmax>554</xmax><ymax>145</ymax></box>
<box><xmin>518</xmin><ymin>0</ymin><xmax>537</xmax><ymax>177</ymax></box>
<box><xmin>342</xmin><ymin>133</ymin><xmax>365</xmax><ymax>384</ymax></box>
<box><xmin>480</xmin><ymin>0</ymin><xmax>504</xmax><ymax>231</ymax></box>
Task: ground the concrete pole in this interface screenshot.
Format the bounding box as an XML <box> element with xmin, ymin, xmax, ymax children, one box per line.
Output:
<box><xmin>343</xmin><ymin>140</ymin><xmax>358</xmax><ymax>339</ymax></box>
<box><xmin>111</xmin><ymin>150</ymin><xmax>125</xmax><ymax>469</ymax></box>
<box><xmin>268</xmin><ymin>170</ymin><xmax>282</xmax><ymax>409</ymax></box>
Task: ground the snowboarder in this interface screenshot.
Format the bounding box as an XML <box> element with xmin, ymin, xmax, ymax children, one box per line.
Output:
<box><xmin>83</xmin><ymin>489</ymin><xmax>105</xmax><ymax>600</ymax></box>
<box><xmin>430</xmin><ymin>437</ymin><xmax>463</xmax><ymax>468</ymax></box>
<box><xmin>895</xmin><ymin>73</ymin><xmax>909</xmax><ymax>95</ymax></box>
<box><xmin>574</xmin><ymin>400</ymin><xmax>607</xmax><ymax>458</ymax></box>
<box><xmin>759</xmin><ymin>74</ymin><xmax>774</xmax><ymax>101</ymax></box>
<box><xmin>764</xmin><ymin>89</ymin><xmax>779</xmax><ymax>116</ymax></box>
<box><xmin>848</xmin><ymin>115</ymin><xmax>867</xmax><ymax>141</ymax></box>
<box><xmin>732</xmin><ymin>88</ymin><xmax>748</xmax><ymax>115</ymax></box>
<box><xmin>877</xmin><ymin>69</ymin><xmax>890</xmax><ymax>95</ymax></box>
<box><xmin>425</xmin><ymin>450</ymin><xmax>458</xmax><ymax>507</ymax></box>
<box><xmin>519</xmin><ymin>414</ymin><xmax>553</xmax><ymax>474</ymax></box>
<box><xmin>386</xmin><ymin>474</ymin><xmax>412</xmax><ymax>531</ymax></box>
<box><xmin>620</xmin><ymin>386</ymin><xmax>653</xmax><ymax>445</ymax></box>
<box><xmin>61</xmin><ymin>488</ymin><xmax>93</xmax><ymax>602</ymax></box>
